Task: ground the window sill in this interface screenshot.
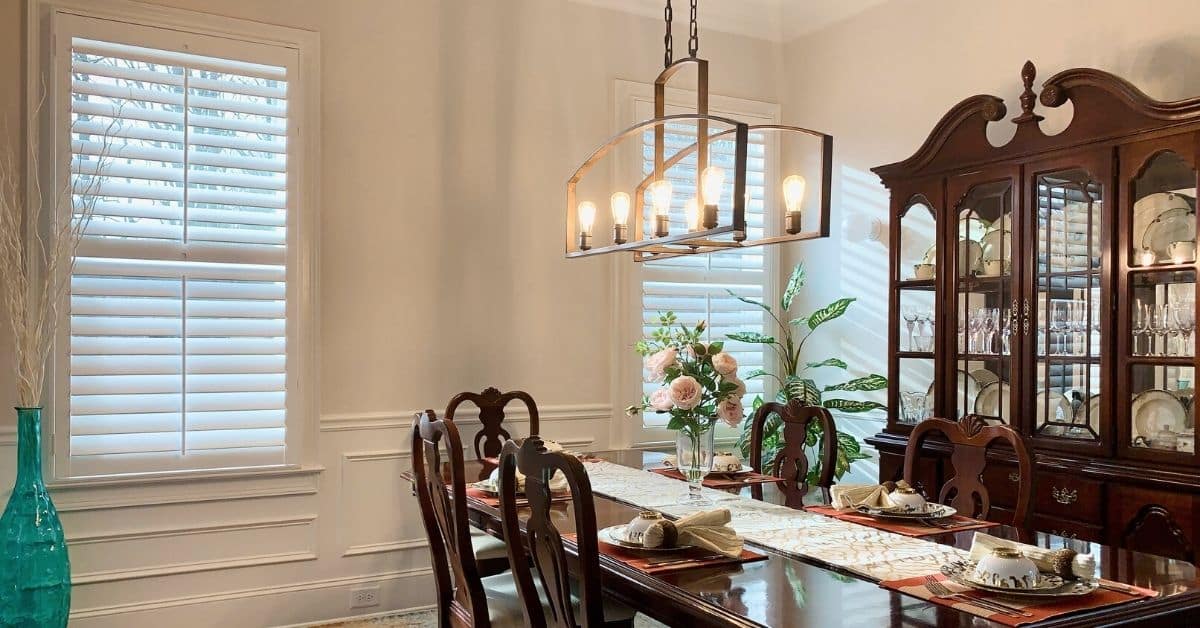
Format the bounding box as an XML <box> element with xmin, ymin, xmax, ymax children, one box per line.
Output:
<box><xmin>47</xmin><ymin>464</ymin><xmax>324</xmax><ymax>491</ymax></box>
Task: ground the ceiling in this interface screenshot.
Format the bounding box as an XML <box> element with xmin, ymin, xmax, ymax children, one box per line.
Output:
<box><xmin>569</xmin><ymin>0</ymin><xmax>888</xmax><ymax>42</ymax></box>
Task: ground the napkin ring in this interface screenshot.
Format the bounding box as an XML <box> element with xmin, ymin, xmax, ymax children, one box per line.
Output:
<box><xmin>1047</xmin><ymin>548</ymin><xmax>1077</xmax><ymax>576</ymax></box>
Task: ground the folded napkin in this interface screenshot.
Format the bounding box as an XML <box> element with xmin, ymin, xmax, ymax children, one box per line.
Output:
<box><xmin>830</xmin><ymin>480</ymin><xmax>912</xmax><ymax>510</ymax></box>
<box><xmin>969</xmin><ymin>532</ymin><xmax>1096</xmax><ymax>579</ymax></box>
<box><xmin>487</xmin><ymin>465</ymin><xmax>568</xmax><ymax>492</ymax></box>
<box><xmin>641</xmin><ymin>508</ymin><xmax>744</xmax><ymax>558</ymax></box>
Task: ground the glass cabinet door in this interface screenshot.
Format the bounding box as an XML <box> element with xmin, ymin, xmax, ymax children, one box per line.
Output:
<box><xmin>1030</xmin><ymin>168</ymin><xmax>1105</xmax><ymax>444</ymax></box>
<box><xmin>896</xmin><ymin>197</ymin><xmax>937</xmax><ymax>425</ymax></box>
<box><xmin>1124</xmin><ymin>147</ymin><xmax>1197</xmax><ymax>460</ymax></box>
<box><xmin>951</xmin><ymin>179</ymin><xmax>1015</xmax><ymax>424</ymax></box>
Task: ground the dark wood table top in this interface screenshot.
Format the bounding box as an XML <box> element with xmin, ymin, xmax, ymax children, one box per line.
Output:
<box><xmin>406</xmin><ymin>449</ymin><xmax>1200</xmax><ymax>627</ymax></box>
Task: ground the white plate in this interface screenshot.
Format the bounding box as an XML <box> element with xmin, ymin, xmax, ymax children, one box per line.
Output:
<box><xmin>1132</xmin><ymin>389</ymin><xmax>1188</xmax><ymax>439</ymax></box>
<box><xmin>855</xmin><ymin>503</ymin><xmax>957</xmax><ymax>521</ymax></box>
<box><xmin>934</xmin><ymin>369</ymin><xmax>986</xmax><ymax>414</ymax></box>
<box><xmin>707</xmin><ymin>464</ymin><xmax>755</xmax><ymax>477</ymax></box>
<box><xmin>958</xmin><ymin>240</ymin><xmax>984</xmax><ymax>276</ymax></box>
<box><xmin>1036</xmin><ymin>390</ymin><xmax>1072</xmax><ymax>426</ymax></box>
<box><xmin>970</xmin><ymin>368</ymin><xmax>1000</xmax><ymax>387</ymax></box>
<box><xmin>940</xmin><ymin>560</ymin><xmax>1096</xmax><ymax>597</ymax></box>
<box><xmin>921</xmin><ymin>244</ymin><xmax>937</xmax><ymax>265</ymax></box>
<box><xmin>1134</xmin><ymin>192</ymin><xmax>1194</xmax><ymax>259</ymax></box>
<box><xmin>599</xmin><ymin>525</ymin><xmax>690</xmax><ymax>553</ymax></box>
<box><xmin>974</xmin><ymin>381</ymin><xmax>1011</xmax><ymax>422</ymax></box>
<box><xmin>959</xmin><ymin>211</ymin><xmax>989</xmax><ymax>241</ymax></box>
<box><xmin>1142</xmin><ymin>206</ymin><xmax>1196</xmax><ymax>262</ymax></box>
<box><xmin>980</xmin><ymin>228</ymin><xmax>1012</xmax><ymax>264</ymax></box>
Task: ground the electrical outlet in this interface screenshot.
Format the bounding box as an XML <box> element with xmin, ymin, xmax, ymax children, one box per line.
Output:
<box><xmin>350</xmin><ymin>585</ymin><xmax>381</xmax><ymax>609</ymax></box>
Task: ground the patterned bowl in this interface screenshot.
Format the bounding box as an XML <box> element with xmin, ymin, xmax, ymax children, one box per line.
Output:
<box><xmin>973</xmin><ymin>547</ymin><xmax>1039</xmax><ymax>589</ymax></box>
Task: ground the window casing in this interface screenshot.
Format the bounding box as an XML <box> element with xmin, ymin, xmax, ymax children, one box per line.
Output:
<box><xmin>617</xmin><ymin>82</ymin><xmax>780</xmax><ymax>446</ymax></box>
<box><xmin>45</xmin><ymin>9</ymin><xmax>317</xmax><ymax>478</ymax></box>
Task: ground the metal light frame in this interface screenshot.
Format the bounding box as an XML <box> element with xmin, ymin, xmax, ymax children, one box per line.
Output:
<box><xmin>565</xmin><ymin>57</ymin><xmax>833</xmax><ymax>261</ymax></box>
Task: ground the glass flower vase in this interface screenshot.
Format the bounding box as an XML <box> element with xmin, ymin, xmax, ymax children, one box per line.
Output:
<box><xmin>675</xmin><ymin>425</ymin><xmax>715</xmax><ymax>504</ymax></box>
<box><xmin>1</xmin><ymin>407</ymin><xmax>71</xmax><ymax>627</ymax></box>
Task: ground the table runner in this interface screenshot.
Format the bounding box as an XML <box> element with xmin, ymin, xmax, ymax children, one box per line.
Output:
<box><xmin>805</xmin><ymin>505</ymin><xmax>999</xmax><ymax>538</ymax></box>
<box><xmin>582</xmin><ymin>459</ymin><xmax>972</xmax><ymax>581</ymax></box>
<box><xmin>648</xmin><ymin>467</ymin><xmax>786</xmax><ymax>489</ymax></box>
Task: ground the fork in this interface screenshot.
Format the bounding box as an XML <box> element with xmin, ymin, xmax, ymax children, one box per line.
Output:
<box><xmin>923</xmin><ymin>576</ymin><xmax>1033</xmax><ymax>617</ymax></box>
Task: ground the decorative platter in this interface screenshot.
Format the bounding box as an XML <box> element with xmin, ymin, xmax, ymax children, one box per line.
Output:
<box><xmin>1133</xmin><ymin>192</ymin><xmax>1195</xmax><ymax>259</ymax></box>
<box><xmin>1132</xmin><ymin>389</ymin><xmax>1188</xmax><ymax>438</ymax></box>
<box><xmin>941</xmin><ymin>560</ymin><xmax>1097</xmax><ymax>597</ymax></box>
<box><xmin>974</xmin><ymin>381</ymin><xmax>1012</xmax><ymax>423</ymax></box>
<box><xmin>599</xmin><ymin>525</ymin><xmax>690</xmax><ymax>553</ymax></box>
<box><xmin>1142</xmin><ymin>206</ymin><xmax>1196</xmax><ymax>262</ymax></box>
<box><xmin>854</xmin><ymin>503</ymin><xmax>956</xmax><ymax>521</ymax></box>
<box><xmin>1035</xmin><ymin>390</ymin><xmax>1072</xmax><ymax>426</ymax></box>
<box><xmin>980</xmin><ymin>228</ymin><xmax>1011</xmax><ymax>264</ymax></box>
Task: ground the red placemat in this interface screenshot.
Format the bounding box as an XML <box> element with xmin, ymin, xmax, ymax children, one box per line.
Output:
<box><xmin>880</xmin><ymin>572</ymin><xmax>1157</xmax><ymax>626</ymax></box>
<box><xmin>564</xmin><ymin>533</ymin><xmax>767</xmax><ymax>574</ymax></box>
<box><xmin>649</xmin><ymin>467</ymin><xmax>785</xmax><ymax>489</ymax></box>
<box><xmin>805</xmin><ymin>506</ymin><xmax>998</xmax><ymax>538</ymax></box>
<box><xmin>454</xmin><ymin>485</ymin><xmax>572</xmax><ymax>508</ymax></box>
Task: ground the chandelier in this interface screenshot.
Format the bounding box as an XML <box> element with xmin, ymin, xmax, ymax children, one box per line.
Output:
<box><xmin>566</xmin><ymin>0</ymin><xmax>832</xmax><ymax>261</ymax></box>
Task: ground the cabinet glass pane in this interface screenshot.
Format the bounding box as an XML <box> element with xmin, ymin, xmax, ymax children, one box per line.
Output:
<box><xmin>954</xmin><ymin>181</ymin><xmax>1012</xmax><ymax>423</ymax></box>
<box><xmin>1034</xmin><ymin>169</ymin><xmax>1102</xmax><ymax>441</ymax></box>
<box><xmin>899</xmin><ymin>288</ymin><xmax>936</xmax><ymax>354</ymax></box>
<box><xmin>1130</xmin><ymin>364</ymin><xmax>1194</xmax><ymax>453</ymax></box>
<box><xmin>898</xmin><ymin>357</ymin><xmax>934</xmax><ymax>425</ymax></box>
<box><xmin>900</xmin><ymin>201</ymin><xmax>937</xmax><ymax>281</ymax></box>
<box><xmin>1131</xmin><ymin>270</ymin><xmax>1196</xmax><ymax>359</ymax></box>
<box><xmin>1131</xmin><ymin>151</ymin><xmax>1196</xmax><ymax>268</ymax></box>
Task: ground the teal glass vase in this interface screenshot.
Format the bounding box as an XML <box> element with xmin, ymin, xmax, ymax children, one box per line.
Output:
<box><xmin>0</xmin><ymin>407</ymin><xmax>70</xmax><ymax>627</ymax></box>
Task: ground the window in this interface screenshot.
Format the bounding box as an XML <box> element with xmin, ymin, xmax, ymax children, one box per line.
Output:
<box><xmin>618</xmin><ymin>82</ymin><xmax>779</xmax><ymax>445</ymax></box>
<box><xmin>48</xmin><ymin>11</ymin><xmax>316</xmax><ymax>477</ymax></box>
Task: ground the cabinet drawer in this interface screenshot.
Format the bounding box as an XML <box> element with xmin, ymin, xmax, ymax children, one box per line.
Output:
<box><xmin>990</xmin><ymin>507</ymin><xmax>1104</xmax><ymax>543</ymax></box>
<box><xmin>1035</xmin><ymin>472</ymin><xmax>1103</xmax><ymax>521</ymax></box>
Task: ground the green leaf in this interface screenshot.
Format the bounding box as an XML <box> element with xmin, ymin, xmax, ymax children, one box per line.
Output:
<box><xmin>726</xmin><ymin>289</ymin><xmax>773</xmax><ymax>315</ymax></box>
<box><xmin>807</xmin><ymin>298</ymin><xmax>856</xmax><ymax>330</ymax></box>
<box><xmin>690</xmin><ymin>343</ymin><xmax>708</xmax><ymax>357</ymax></box>
<box><xmin>743</xmin><ymin>368</ymin><xmax>769</xmax><ymax>380</ymax></box>
<box><xmin>780</xmin><ymin>264</ymin><xmax>806</xmax><ymax>311</ymax></box>
<box><xmin>822</xmin><ymin>399</ymin><xmax>887</xmax><ymax>413</ymax></box>
<box><xmin>727</xmin><ymin>331</ymin><xmax>777</xmax><ymax>345</ymax></box>
<box><xmin>784</xmin><ymin>377</ymin><xmax>821</xmax><ymax>406</ymax></box>
<box><xmin>805</xmin><ymin>358</ymin><xmax>848</xmax><ymax>370</ymax></box>
<box><xmin>707</xmin><ymin>341</ymin><xmax>723</xmax><ymax>354</ymax></box>
<box><xmin>666</xmin><ymin>414</ymin><xmax>687</xmax><ymax>431</ymax></box>
<box><xmin>824</xmin><ymin>374</ymin><xmax>888</xmax><ymax>392</ymax></box>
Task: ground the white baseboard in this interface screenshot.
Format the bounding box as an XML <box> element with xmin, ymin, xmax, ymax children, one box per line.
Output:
<box><xmin>275</xmin><ymin>604</ymin><xmax>438</xmax><ymax>628</ymax></box>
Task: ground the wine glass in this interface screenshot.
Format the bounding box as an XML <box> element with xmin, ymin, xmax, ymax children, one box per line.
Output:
<box><xmin>1132</xmin><ymin>300</ymin><xmax>1148</xmax><ymax>356</ymax></box>
<box><xmin>1165</xmin><ymin>303</ymin><xmax>1182</xmax><ymax>356</ymax></box>
<box><xmin>1174</xmin><ymin>301</ymin><xmax>1195</xmax><ymax>357</ymax></box>
<box><xmin>1071</xmin><ymin>301</ymin><xmax>1088</xmax><ymax>355</ymax></box>
<box><xmin>967</xmin><ymin>309</ymin><xmax>983</xmax><ymax>354</ymax></box>
<box><xmin>983</xmin><ymin>308</ymin><xmax>998</xmax><ymax>355</ymax></box>
<box><xmin>1049</xmin><ymin>303</ymin><xmax>1066</xmax><ymax>356</ymax></box>
<box><xmin>903</xmin><ymin>307</ymin><xmax>918</xmax><ymax>351</ymax></box>
<box><xmin>1148</xmin><ymin>303</ymin><xmax>1166</xmax><ymax>356</ymax></box>
<box><xmin>1001</xmin><ymin>308</ymin><xmax>1012</xmax><ymax>355</ymax></box>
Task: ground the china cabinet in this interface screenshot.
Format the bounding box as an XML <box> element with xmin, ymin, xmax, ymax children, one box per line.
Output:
<box><xmin>870</xmin><ymin>61</ymin><xmax>1200</xmax><ymax>562</ymax></box>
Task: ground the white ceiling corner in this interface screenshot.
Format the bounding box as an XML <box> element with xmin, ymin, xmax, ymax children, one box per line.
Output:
<box><xmin>568</xmin><ymin>0</ymin><xmax>889</xmax><ymax>42</ymax></box>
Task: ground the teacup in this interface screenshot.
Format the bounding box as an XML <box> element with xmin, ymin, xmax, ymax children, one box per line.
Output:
<box><xmin>888</xmin><ymin>486</ymin><xmax>927</xmax><ymax>511</ymax></box>
<box><xmin>981</xmin><ymin>259</ymin><xmax>1006</xmax><ymax>277</ymax></box>
<box><xmin>973</xmin><ymin>547</ymin><xmax>1039</xmax><ymax>589</ymax></box>
<box><xmin>625</xmin><ymin>510</ymin><xmax>665</xmax><ymax>543</ymax></box>
<box><xmin>913</xmin><ymin>263</ymin><xmax>936</xmax><ymax>280</ymax></box>
<box><xmin>1169</xmin><ymin>240</ymin><xmax>1196</xmax><ymax>264</ymax></box>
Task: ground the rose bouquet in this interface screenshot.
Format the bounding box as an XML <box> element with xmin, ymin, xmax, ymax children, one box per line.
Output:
<box><xmin>627</xmin><ymin>312</ymin><xmax>745</xmax><ymax>498</ymax></box>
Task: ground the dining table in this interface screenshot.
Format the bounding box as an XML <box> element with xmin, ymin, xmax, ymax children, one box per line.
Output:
<box><xmin>403</xmin><ymin>449</ymin><xmax>1200</xmax><ymax>627</ymax></box>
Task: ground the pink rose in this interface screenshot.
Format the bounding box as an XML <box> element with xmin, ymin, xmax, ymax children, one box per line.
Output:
<box><xmin>668</xmin><ymin>375</ymin><xmax>703</xmax><ymax>410</ymax></box>
<box><xmin>722</xmin><ymin>376</ymin><xmax>746</xmax><ymax>397</ymax></box>
<box><xmin>649</xmin><ymin>387</ymin><xmax>674</xmax><ymax>412</ymax></box>
<box><xmin>643</xmin><ymin>347</ymin><xmax>678</xmax><ymax>382</ymax></box>
<box><xmin>711</xmin><ymin>352</ymin><xmax>738</xmax><ymax>376</ymax></box>
<box><xmin>717</xmin><ymin>398</ymin><xmax>744</xmax><ymax>427</ymax></box>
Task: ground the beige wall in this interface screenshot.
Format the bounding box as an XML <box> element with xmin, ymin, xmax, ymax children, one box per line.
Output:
<box><xmin>779</xmin><ymin>0</ymin><xmax>1200</xmax><ymax>419</ymax></box>
<box><xmin>0</xmin><ymin>0</ymin><xmax>785</xmax><ymax>624</ymax></box>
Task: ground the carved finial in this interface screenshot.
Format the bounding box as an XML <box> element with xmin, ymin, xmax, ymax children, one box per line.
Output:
<box><xmin>958</xmin><ymin>414</ymin><xmax>988</xmax><ymax>438</ymax></box>
<box><xmin>1012</xmin><ymin>60</ymin><xmax>1044</xmax><ymax>124</ymax></box>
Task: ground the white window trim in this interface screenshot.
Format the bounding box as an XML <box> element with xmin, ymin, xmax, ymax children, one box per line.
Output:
<box><xmin>610</xmin><ymin>79</ymin><xmax>782</xmax><ymax>450</ymax></box>
<box><xmin>27</xmin><ymin>0</ymin><xmax>321</xmax><ymax>481</ymax></box>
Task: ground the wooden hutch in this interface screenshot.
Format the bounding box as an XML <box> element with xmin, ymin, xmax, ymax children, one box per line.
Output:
<box><xmin>869</xmin><ymin>61</ymin><xmax>1200</xmax><ymax>562</ymax></box>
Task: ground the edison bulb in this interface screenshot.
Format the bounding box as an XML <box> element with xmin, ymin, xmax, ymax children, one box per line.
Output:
<box><xmin>783</xmin><ymin>175</ymin><xmax>807</xmax><ymax>213</ymax></box>
<box><xmin>684</xmin><ymin>198</ymin><xmax>700</xmax><ymax>231</ymax></box>
<box><xmin>701</xmin><ymin>166</ymin><xmax>725</xmax><ymax>207</ymax></box>
<box><xmin>610</xmin><ymin>192</ymin><xmax>631</xmax><ymax>226</ymax></box>
<box><xmin>577</xmin><ymin>201</ymin><xmax>597</xmax><ymax>233</ymax></box>
<box><xmin>649</xmin><ymin>180</ymin><xmax>672</xmax><ymax>217</ymax></box>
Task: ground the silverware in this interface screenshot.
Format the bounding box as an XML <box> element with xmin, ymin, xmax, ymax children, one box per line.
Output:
<box><xmin>923</xmin><ymin>575</ymin><xmax>1033</xmax><ymax>617</ymax></box>
<box><xmin>643</xmin><ymin>554</ymin><xmax>724</xmax><ymax>568</ymax></box>
<box><xmin>1099</xmin><ymin>582</ymin><xmax>1137</xmax><ymax>595</ymax></box>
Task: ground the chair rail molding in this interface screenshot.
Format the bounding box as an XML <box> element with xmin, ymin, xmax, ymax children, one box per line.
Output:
<box><xmin>319</xmin><ymin>403</ymin><xmax>614</xmax><ymax>432</ymax></box>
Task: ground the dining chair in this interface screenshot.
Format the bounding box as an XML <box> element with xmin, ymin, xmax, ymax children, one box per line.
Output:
<box><xmin>748</xmin><ymin>399</ymin><xmax>838</xmax><ymax>509</ymax></box>
<box><xmin>497</xmin><ymin>436</ymin><xmax>636</xmax><ymax>628</ymax></box>
<box><xmin>903</xmin><ymin>414</ymin><xmax>1035</xmax><ymax>527</ymax></box>
<box><xmin>446</xmin><ymin>387</ymin><xmax>540</xmax><ymax>460</ymax></box>
<box><xmin>411</xmin><ymin>409</ymin><xmax>529</xmax><ymax>627</ymax></box>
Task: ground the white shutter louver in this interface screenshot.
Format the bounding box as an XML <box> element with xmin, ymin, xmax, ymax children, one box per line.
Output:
<box><xmin>67</xmin><ymin>36</ymin><xmax>290</xmax><ymax>476</ymax></box>
<box><xmin>639</xmin><ymin>118</ymin><xmax>772</xmax><ymax>429</ymax></box>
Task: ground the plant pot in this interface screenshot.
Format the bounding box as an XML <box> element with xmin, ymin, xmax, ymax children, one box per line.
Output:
<box><xmin>1</xmin><ymin>407</ymin><xmax>70</xmax><ymax>627</ymax></box>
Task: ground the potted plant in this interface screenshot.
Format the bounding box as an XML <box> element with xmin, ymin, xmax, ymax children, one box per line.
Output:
<box><xmin>728</xmin><ymin>264</ymin><xmax>886</xmax><ymax>483</ymax></box>
<box><xmin>627</xmin><ymin>312</ymin><xmax>746</xmax><ymax>502</ymax></box>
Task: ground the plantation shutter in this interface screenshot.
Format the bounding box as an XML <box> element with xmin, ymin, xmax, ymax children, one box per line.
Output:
<box><xmin>65</xmin><ymin>31</ymin><xmax>294</xmax><ymax>476</ymax></box>
<box><xmin>637</xmin><ymin>110</ymin><xmax>773</xmax><ymax>429</ymax></box>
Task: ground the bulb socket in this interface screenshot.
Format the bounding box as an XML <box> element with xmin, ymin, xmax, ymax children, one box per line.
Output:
<box><xmin>703</xmin><ymin>204</ymin><xmax>719</xmax><ymax>230</ymax></box>
<box><xmin>785</xmin><ymin>210</ymin><xmax>803</xmax><ymax>235</ymax></box>
<box><xmin>654</xmin><ymin>214</ymin><xmax>670</xmax><ymax>238</ymax></box>
<box><xmin>578</xmin><ymin>232</ymin><xmax>592</xmax><ymax>251</ymax></box>
<box><xmin>613</xmin><ymin>224</ymin><xmax>628</xmax><ymax>245</ymax></box>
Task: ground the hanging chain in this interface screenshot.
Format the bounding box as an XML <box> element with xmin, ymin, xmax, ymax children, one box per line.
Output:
<box><xmin>663</xmin><ymin>0</ymin><xmax>674</xmax><ymax>67</ymax></box>
<box><xmin>687</xmin><ymin>0</ymin><xmax>699</xmax><ymax>57</ymax></box>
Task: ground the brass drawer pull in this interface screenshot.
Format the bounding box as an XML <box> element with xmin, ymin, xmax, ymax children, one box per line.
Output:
<box><xmin>1051</xmin><ymin>486</ymin><xmax>1078</xmax><ymax>505</ymax></box>
<box><xmin>1008</xmin><ymin>472</ymin><xmax>1020</xmax><ymax>483</ymax></box>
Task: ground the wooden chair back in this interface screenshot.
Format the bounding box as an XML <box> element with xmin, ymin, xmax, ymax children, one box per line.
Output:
<box><xmin>903</xmin><ymin>415</ymin><xmax>1034</xmax><ymax>527</ymax></box>
<box><xmin>411</xmin><ymin>409</ymin><xmax>489</xmax><ymax>627</ymax></box>
<box><xmin>447</xmin><ymin>387</ymin><xmax>540</xmax><ymax>459</ymax></box>
<box><xmin>748</xmin><ymin>399</ymin><xmax>838</xmax><ymax>508</ymax></box>
<box><xmin>499</xmin><ymin>436</ymin><xmax>604</xmax><ymax>628</ymax></box>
